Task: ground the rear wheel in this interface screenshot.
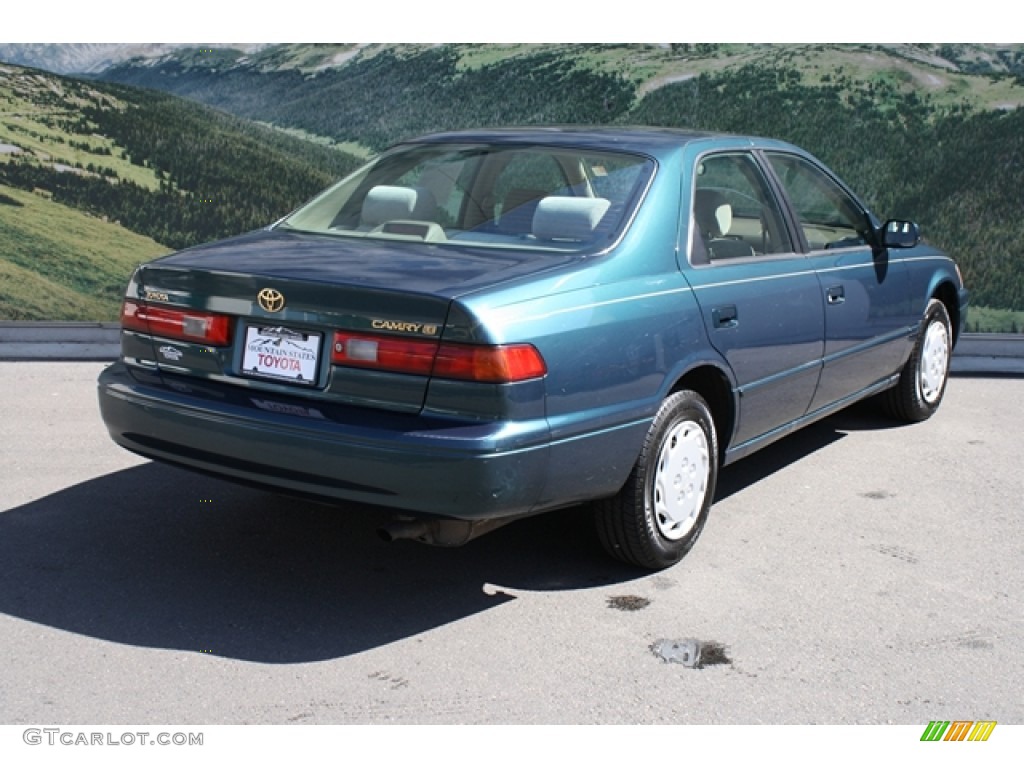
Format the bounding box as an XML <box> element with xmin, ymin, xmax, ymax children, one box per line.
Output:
<box><xmin>596</xmin><ymin>390</ymin><xmax>719</xmax><ymax>570</ymax></box>
<box><xmin>883</xmin><ymin>298</ymin><xmax>952</xmax><ymax>422</ymax></box>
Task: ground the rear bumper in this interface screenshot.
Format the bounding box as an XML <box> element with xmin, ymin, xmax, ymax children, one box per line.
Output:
<box><xmin>97</xmin><ymin>363</ymin><xmax>552</xmax><ymax>519</ymax></box>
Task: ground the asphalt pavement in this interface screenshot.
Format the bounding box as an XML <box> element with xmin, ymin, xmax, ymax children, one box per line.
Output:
<box><xmin>0</xmin><ymin>362</ymin><xmax>1021</xmax><ymax>728</ymax></box>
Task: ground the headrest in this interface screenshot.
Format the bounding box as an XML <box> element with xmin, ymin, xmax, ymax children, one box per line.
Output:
<box><xmin>532</xmin><ymin>196</ymin><xmax>611</xmax><ymax>241</ymax></box>
<box><xmin>694</xmin><ymin>189</ymin><xmax>733</xmax><ymax>237</ymax></box>
<box><xmin>361</xmin><ymin>185</ymin><xmax>437</xmax><ymax>227</ymax></box>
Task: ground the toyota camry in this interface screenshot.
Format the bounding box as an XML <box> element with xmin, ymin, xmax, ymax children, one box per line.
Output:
<box><xmin>97</xmin><ymin>126</ymin><xmax>968</xmax><ymax>569</ymax></box>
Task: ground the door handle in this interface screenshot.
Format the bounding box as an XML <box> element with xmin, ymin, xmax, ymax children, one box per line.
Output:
<box><xmin>826</xmin><ymin>285</ymin><xmax>845</xmax><ymax>305</ymax></box>
<box><xmin>712</xmin><ymin>305</ymin><xmax>738</xmax><ymax>329</ymax></box>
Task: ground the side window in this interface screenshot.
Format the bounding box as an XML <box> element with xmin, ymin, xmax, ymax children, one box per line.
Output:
<box><xmin>692</xmin><ymin>153</ymin><xmax>792</xmax><ymax>263</ymax></box>
<box><xmin>766</xmin><ymin>152</ymin><xmax>871</xmax><ymax>251</ymax></box>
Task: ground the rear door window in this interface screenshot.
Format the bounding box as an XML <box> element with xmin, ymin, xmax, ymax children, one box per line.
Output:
<box><xmin>691</xmin><ymin>152</ymin><xmax>792</xmax><ymax>263</ymax></box>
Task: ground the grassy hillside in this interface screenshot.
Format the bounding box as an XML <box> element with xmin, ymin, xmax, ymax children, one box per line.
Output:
<box><xmin>965</xmin><ymin>306</ymin><xmax>1024</xmax><ymax>334</ymax></box>
<box><xmin>3</xmin><ymin>45</ymin><xmax>1022</xmax><ymax>324</ymax></box>
<box><xmin>630</xmin><ymin>66</ymin><xmax>1024</xmax><ymax>312</ymax></box>
<box><xmin>1</xmin><ymin>64</ymin><xmax>363</xmax><ymax>248</ymax></box>
<box><xmin>97</xmin><ymin>43</ymin><xmax>1024</xmax><ymax>152</ymax></box>
<box><xmin>98</xmin><ymin>46</ymin><xmax>637</xmax><ymax>151</ymax></box>
<box><xmin>94</xmin><ymin>43</ymin><xmax>1024</xmax><ymax>316</ymax></box>
<box><xmin>0</xmin><ymin>63</ymin><xmax>363</xmax><ymax>320</ymax></box>
<box><xmin>0</xmin><ymin>184</ymin><xmax>168</xmax><ymax>320</ymax></box>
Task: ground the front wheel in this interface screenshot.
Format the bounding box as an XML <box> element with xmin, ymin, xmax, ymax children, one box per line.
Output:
<box><xmin>882</xmin><ymin>298</ymin><xmax>952</xmax><ymax>422</ymax></box>
<box><xmin>596</xmin><ymin>390</ymin><xmax>719</xmax><ymax>570</ymax></box>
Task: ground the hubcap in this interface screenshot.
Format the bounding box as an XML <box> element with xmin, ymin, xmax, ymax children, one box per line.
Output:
<box><xmin>919</xmin><ymin>318</ymin><xmax>950</xmax><ymax>404</ymax></box>
<box><xmin>652</xmin><ymin>419</ymin><xmax>710</xmax><ymax>541</ymax></box>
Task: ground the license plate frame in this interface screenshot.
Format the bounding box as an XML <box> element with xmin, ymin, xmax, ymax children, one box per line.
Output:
<box><xmin>241</xmin><ymin>325</ymin><xmax>322</xmax><ymax>386</ymax></box>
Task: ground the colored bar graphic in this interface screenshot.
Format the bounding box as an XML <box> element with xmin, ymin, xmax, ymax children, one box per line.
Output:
<box><xmin>944</xmin><ymin>721</ymin><xmax>973</xmax><ymax>741</ymax></box>
<box><xmin>921</xmin><ymin>720</ymin><xmax>996</xmax><ymax>742</ymax></box>
<box><xmin>968</xmin><ymin>722</ymin><xmax>997</xmax><ymax>742</ymax></box>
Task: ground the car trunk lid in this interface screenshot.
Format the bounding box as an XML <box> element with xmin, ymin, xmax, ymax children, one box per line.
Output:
<box><xmin>126</xmin><ymin>229</ymin><xmax>565</xmax><ymax>413</ymax></box>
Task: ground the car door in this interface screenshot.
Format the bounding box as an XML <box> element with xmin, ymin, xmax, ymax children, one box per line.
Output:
<box><xmin>763</xmin><ymin>152</ymin><xmax>916</xmax><ymax>412</ymax></box>
<box><xmin>683</xmin><ymin>151</ymin><xmax>825</xmax><ymax>448</ymax></box>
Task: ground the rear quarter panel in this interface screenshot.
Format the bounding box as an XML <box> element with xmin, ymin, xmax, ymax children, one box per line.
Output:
<box><xmin>446</xmin><ymin>158</ymin><xmax>725</xmax><ymax>507</ymax></box>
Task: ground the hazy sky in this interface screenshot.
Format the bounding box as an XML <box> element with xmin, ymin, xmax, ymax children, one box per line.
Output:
<box><xmin>2</xmin><ymin>3</ymin><xmax>1001</xmax><ymax>44</ymax></box>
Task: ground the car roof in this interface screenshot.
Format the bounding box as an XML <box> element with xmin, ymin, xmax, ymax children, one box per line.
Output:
<box><xmin>399</xmin><ymin>125</ymin><xmax>791</xmax><ymax>155</ymax></box>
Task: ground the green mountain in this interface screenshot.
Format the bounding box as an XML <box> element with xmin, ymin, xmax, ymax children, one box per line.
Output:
<box><xmin>93</xmin><ymin>43</ymin><xmax>1024</xmax><ymax>316</ymax></box>
<box><xmin>0</xmin><ymin>184</ymin><xmax>168</xmax><ymax>320</ymax></box>
<box><xmin>3</xmin><ymin>45</ymin><xmax>1023</xmax><ymax>325</ymax></box>
<box><xmin>0</xmin><ymin>62</ymin><xmax>362</xmax><ymax>319</ymax></box>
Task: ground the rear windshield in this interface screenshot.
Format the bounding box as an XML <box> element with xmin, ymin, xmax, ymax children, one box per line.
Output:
<box><xmin>277</xmin><ymin>142</ymin><xmax>655</xmax><ymax>252</ymax></box>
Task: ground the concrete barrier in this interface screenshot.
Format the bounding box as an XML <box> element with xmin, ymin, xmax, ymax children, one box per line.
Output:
<box><xmin>0</xmin><ymin>322</ymin><xmax>120</xmax><ymax>361</ymax></box>
<box><xmin>950</xmin><ymin>333</ymin><xmax>1024</xmax><ymax>374</ymax></box>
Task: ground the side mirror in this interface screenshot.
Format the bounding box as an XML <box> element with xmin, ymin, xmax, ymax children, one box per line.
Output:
<box><xmin>882</xmin><ymin>219</ymin><xmax>920</xmax><ymax>249</ymax></box>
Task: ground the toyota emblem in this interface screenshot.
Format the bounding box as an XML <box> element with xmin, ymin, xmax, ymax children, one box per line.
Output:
<box><xmin>257</xmin><ymin>288</ymin><xmax>285</xmax><ymax>313</ymax></box>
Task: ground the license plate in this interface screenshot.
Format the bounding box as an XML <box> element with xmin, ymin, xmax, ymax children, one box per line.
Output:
<box><xmin>241</xmin><ymin>325</ymin><xmax>322</xmax><ymax>385</ymax></box>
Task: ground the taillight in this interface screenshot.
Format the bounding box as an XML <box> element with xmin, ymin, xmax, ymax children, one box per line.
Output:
<box><xmin>121</xmin><ymin>300</ymin><xmax>233</xmax><ymax>346</ymax></box>
<box><xmin>433</xmin><ymin>342</ymin><xmax>547</xmax><ymax>383</ymax></box>
<box><xmin>331</xmin><ymin>330</ymin><xmax>546</xmax><ymax>383</ymax></box>
<box><xmin>332</xmin><ymin>331</ymin><xmax>438</xmax><ymax>376</ymax></box>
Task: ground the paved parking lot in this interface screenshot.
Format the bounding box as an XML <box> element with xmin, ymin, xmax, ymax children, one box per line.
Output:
<box><xmin>0</xmin><ymin>362</ymin><xmax>1021</xmax><ymax>726</ymax></box>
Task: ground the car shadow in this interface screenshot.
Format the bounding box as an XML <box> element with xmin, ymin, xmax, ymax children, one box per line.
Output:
<box><xmin>0</xmin><ymin>401</ymin><xmax>899</xmax><ymax>665</ymax></box>
<box><xmin>822</xmin><ymin>397</ymin><xmax>925</xmax><ymax>432</ymax></box>
<box><xmin>0</xmin><ymin>462</ymin><xmax>637</xmax><ymax>664</ymax></box>
<box><xmin>715</xmin><ymin>417</ymin><xmax>845</xmax><ymax>502</ymax></box>
<box><xmin>713</xmin><ymin>399</ymin><xmax>897</xmax><ymax>501</ymax></box>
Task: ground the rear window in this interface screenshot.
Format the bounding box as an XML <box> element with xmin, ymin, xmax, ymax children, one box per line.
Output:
<box><xmin>278</xmin><ymin>143</ymin><xmax>655</xmax><ymax>252</ymax></box>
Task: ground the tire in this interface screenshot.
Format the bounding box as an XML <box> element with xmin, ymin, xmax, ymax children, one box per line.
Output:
<box><xmin>883</xmin><ymin>298</ymin><xmax>952</xmax><ymax>422</ymax></box>
<box><xmin>596</xmin><ymin>390</ymin><xmax>719</xmax><ymax>570</ymax></box>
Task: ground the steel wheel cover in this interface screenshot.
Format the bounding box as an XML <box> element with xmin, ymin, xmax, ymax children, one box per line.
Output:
<box><xmin>652</xmin><ymin>419</ymin><xmax>710</xmax><ymax>540</ymax></box>
<box><xmin>919</xmin><ymin>319</ymin><xmax>950</xmax><ymax>404</ymax></box>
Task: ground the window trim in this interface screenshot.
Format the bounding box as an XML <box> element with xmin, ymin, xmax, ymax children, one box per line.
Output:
<box><xmin>685</xmin><ymin>149</ymin><xmax>801</xmax><ymax>268</ymax></box>
<box><xmin>759</xmin><ymin>149</ymin><xmax>880</xmax><ymax>255</ymax></box>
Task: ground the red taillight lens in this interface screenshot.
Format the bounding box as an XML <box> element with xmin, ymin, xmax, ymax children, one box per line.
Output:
<box><xmin>120</xmin><ymin>300</ymin><xmax>148</xmax><ymax>334</ymax></box>
<box><xmin>332</xmin><ymin>331</ymin><xmax>438</xmax><ymax>376</ymax></box>
<box><xmin>331</xmin><ymin>329</ymin><xmax>546</xmax><ymax>384</ymax></box>
<box><xmin>433</xmin><ymin>342</ymin><xmax>547</xmax><ymax>383</ymax></box>
<box><xmin>121</xmin><ymin>300</ymin><xmax>232</xmax><ymax>346</ymax></box>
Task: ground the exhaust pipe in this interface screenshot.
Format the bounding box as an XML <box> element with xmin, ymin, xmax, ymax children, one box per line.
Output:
<box><xmin>378</xmin><ymin>516</ymin><xmax>517</xmax><ymax>547</ymax></box>
<box><xmin>377</xmin><ymin>519</ymin><xmax>433</xmax><ymax>544</ymax></box>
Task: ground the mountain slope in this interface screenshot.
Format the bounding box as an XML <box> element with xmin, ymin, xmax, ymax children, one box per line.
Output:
<box><xmin>0</xmin><ymin>44</ymin><xmax>270</xmax><ymax>75</ymax></box>
<box><xmin>3</xmin><ymin>45</ymin><xmax>1023</xmax><ymax>318</ymax></box>
<box><xmin>0</xmin><ymin>63</ymin><xmax>362</xmax><ymax>320</ymax></box>
<box><xmin>1</xmin><ymin>64</ymin><xmax>363</xmax><ymax>248</ymax></box>
<box><xmin>93</xmin><ymin>43</ymin><xmax>1024</xmax><ymax>311</ymax></box>
<box><xmin>95</xmin><ymin>43</ymin><xmax>1024</xmax><ymax>150</ymax></box>
<box><xmin>97</xmin><ymin>45</ymin><xmax>638</xmax><ymax>151</ymax></box>
<box><xmin>629</xmin><ymin>65</ymin><xmax>1024</xmax><ymax>312</ymax></box>
<box><xmin>0</xmin><ymin>184</ymin><xmax>168</xmax><ymax>320</ymax></box>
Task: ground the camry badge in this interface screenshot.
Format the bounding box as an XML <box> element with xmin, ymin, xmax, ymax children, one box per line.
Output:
<box><xmin>257</xmin><ymin>288</ymin><xmax>285</xmax><ymax>313</ymax></box>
